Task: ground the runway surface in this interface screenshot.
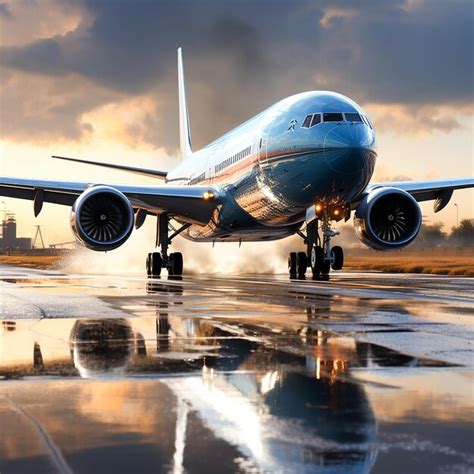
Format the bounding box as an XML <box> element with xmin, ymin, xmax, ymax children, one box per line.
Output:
<box><xmin>1</xmin><ymin>265</ymin><xmax>473</xmax><ymax>473</ymax></box>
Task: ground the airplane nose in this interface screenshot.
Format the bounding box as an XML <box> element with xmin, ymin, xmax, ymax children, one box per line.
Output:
<box><xmin>323</xmin><ymin>124</ymin><xmax>375</xmax><ymax>174</ymax></box>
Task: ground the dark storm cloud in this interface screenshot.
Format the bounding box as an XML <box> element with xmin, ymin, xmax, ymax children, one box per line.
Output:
<box><xmin>0</xmin><ymin>3</ymin><xmax>11</xmax><ymax>19</ymax></box>
<box><xmin>319</xmin><ymin>0</ymin><xmax>474</xmax><ymax>104</ymax></box>
<box><xmin>0</xmin><ymin>0</ymin><xmax>472</xmax><ymax>148</ymax></box>
<box><xmin>1</xmin><ymin>0</ymin><xmax>277</xmax><ymax>93</ymax></box>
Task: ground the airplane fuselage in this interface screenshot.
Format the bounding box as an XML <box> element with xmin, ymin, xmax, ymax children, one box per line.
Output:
<box><xmin>166</xmin><ymin>91</ymin><xmax>377</xmax><ymax>242</ymax></box>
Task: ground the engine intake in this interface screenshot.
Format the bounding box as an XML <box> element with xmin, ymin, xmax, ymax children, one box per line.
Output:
<box><xmin>354</xmin><ymin>187</ymin><xmax>421</xmax><ymax>251</ymax></box>
<box><xmin>70</xmin><ymin>186</ymin><xmax>134</xmax><ymax>251</ymax></box>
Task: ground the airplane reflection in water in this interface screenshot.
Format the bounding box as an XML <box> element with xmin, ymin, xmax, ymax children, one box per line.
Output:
<box><xmin>2</xmin><ymin>283</ymin><xmax>449</xmax><ymax>473</ymax></box>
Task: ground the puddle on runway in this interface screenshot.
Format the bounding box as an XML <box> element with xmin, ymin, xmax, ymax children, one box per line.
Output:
<box><xmin>1</xmin><ymin>312</ymin><xmax>472</xmax><ymax>472</ymax></box>
<box><xmin>1</xmin><ymin>271</ymin><xmax>473</xmax><ymax>473</ymax></box>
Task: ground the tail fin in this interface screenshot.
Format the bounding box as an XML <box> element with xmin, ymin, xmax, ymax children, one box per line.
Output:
<box><xmin>177</xmin><ymin>47</ymin><xmax>193</xmax><ymax>159</ymax></box>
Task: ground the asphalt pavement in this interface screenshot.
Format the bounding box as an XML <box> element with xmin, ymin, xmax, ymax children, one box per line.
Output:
<box><xmin>1</xmin><ymin>265</ymin><xmax>473</xmax><ymax>473</ymax></box>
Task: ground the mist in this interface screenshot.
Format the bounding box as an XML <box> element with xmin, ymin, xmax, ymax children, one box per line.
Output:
<box><xmin>61</xmin><ymin>217</ymin><xmax>301</xmax><ymax>276</ymax></box>
<box><xmin>60</xmin><ymin>216</ymin><xmax>474</xmax><ymax>276</ymax></box>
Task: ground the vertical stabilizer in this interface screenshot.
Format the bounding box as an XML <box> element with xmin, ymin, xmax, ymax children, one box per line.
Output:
<box><xmin>177</xmin><ymin>47</ymin><xmax>193</xmax><ymax>159</ymax></box>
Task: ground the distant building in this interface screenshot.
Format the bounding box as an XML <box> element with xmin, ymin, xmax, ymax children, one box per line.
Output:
<box><xmin>0</xmin><ymin>215</ymin><xmax>32</xmax><ymax>251</ymax></box>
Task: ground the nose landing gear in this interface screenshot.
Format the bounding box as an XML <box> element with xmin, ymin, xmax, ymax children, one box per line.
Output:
<box><xmin>146</xmin><ymin>213</ymin><xmax>190</xmax><ymax>277</ymax></box>
<box><xmin>287</xmin><ymin>212</ymin><xmax>344</xmax><ymax>279</ymax></box>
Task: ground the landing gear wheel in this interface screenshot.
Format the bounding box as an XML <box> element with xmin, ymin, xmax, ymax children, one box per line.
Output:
<box><xmin>288</xmin><ymin>252</ymin><xmax>297</xmax><ymax>277</ymax></box>
<box><xmin>146</xmin><ymin>253</ymin><xmax>152</xmax><ymax>276</ymax></box>
<box><xmin>297</xmin><ymin>252</ymin><xmax>307</xmax><ymax>277</ymax></box>
<box><xmin>169</xmin><ymin>252</ymin><xmax>183</xmax><ymax>276</ymax></box>
<box><xmin>310</xmin><ymin>245</ymin><xmax>324</xmax><ymax>275</ymax></box>
<box><xmin>150</xmin><ymin>252</ymin><xmax>162</xmax><ymax>276</ymax></box>
<box><xmin>331</xmin><ymin>246</ymin><xmax>344</xmax><ymax>270</ymax></box>
<box><xmin>321</xmin><ymin>258</ymin><xmax>331</xmax><ymax>275</ymax></box>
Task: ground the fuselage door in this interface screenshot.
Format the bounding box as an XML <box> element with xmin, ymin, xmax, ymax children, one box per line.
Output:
<box><xmin>205</xmin><ymin>144</ymin><xmax>218</xmax><ymax>182</ymax></box>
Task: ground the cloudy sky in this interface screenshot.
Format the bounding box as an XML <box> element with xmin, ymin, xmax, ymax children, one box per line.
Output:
<box><xmin>0</xmin><ymin>0</ymin><xmax>472</xmax><ymax>249</ymax></box>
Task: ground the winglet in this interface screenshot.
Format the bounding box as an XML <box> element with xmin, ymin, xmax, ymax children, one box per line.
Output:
<box><xmin>178</xmin><ymin>47</ymin><xmax>193</xmax><ymax>159</ymax></box>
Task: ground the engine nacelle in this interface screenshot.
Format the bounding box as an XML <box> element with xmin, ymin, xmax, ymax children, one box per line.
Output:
<box><xmin>70</xmin><ymin>186</ymin><xmax>134</xmax><ymax>251</ymax></box>
<box><xmin>354</xmin><ymin>187</ymin><xmax>422</xmax><ymax>251</ymax></box>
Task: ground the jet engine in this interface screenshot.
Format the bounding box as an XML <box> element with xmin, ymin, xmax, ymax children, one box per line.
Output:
<box><xmin>354</xmin><ymin>187</ymin><xmax>421</xmax><ymax>251</ymax></box>
<box><xmin>70</xmin><ymin>185</ymin><xmax>134</xmax><ymax>251</ymax></box>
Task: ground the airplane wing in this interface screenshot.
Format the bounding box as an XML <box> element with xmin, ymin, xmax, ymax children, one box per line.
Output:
<box><xmin>359</xmin><ymin>177</ymin><xmax>474</xmax><ymax>212</ymax></box>
<box><xmin>52</xmin><ymin>155</ymin><xmax>168</xmax><ymax>180</ymax></box>
<box><xmin>0</xmin><ymin>177</ymin><xmax>221</xmax><ymax>225</ymax></box>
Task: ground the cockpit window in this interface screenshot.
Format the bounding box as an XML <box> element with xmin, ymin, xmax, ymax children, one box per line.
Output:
<box><xmin>302</xmin><ymin>111</ymin><xmax>372</xmax><ymax>129</ymax></box>
<box><xmin>302</xmin><ymin>114</ymin><xmax>312</xmax><ymax>128</ymax></box>
<box><xmin>362</xmin><ymin>115</ymin><xmax>373</xmax><ymax>129</ymax></box>
<box><xmin>345</xmin><ymin>113</ymin><xmax>362</xmax><ymax>122</ymax></box>
<box><xmin>310</xmin><ymin>114</ymin><xmax>321</xmax><ymax>127</ymax></box>
<box><xmin>323</xmin><ymin>112</ymin><xmax>344</xmax><ymax>122</ymax></box>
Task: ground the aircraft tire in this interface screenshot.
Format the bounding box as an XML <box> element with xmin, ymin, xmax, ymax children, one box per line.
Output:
<box><xmin>310</xmin><ymin>245</ymin><xmax>324</xmax><ymax>275</ymax></box>
<box><xmin>146</xmin><ymin>253</ymin><xmax>152</xmax><ymax>275</ymax></box>
<box><xmin>288</xmin><ymin>252</ymin><xmax>297</xmax><ymax>277</ymax></box>
<box><xmin>331</xmin><ymin>246</ymin><xmax>344</xmax><ymax>270</ymax></box>
<box><xmin>151</xmin><ymin>252</ymin><xmax>162</xmax><ymax>276</ymax></box>
<box><xmin>169</xmin><ymin>252</ymin><xmax>183</xmax><ymax>276</ymax></box>
<box><xmin>297</xmin><ymin>252</ymin><xmax>307</xmax><ymax>277</ymax></box>
<box><xmin>321</xmin><ymin>258</ymin><xmax>331</xmax><ymax>275</ymax></box>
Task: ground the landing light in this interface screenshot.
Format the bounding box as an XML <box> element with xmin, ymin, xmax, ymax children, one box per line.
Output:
<box><xmin>202</xmin><ymin>190</ymin><xmax>215</xmax><ymax>201</ymax></box>
<box><xmin>334</xmin><ymin>209</ymin><xmax>340</xmax><ymax>216</ymax></box>
<box><xmin>315</xmin><ymin>203</ymin><xmax>323</xmax><ymax>213</ymax></box>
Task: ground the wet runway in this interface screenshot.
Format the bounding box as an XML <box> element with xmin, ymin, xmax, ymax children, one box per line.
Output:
<box><xmin>1</xmin><ymin>265</ymin><xmax>473</xmax><ymax>473</ymax></box>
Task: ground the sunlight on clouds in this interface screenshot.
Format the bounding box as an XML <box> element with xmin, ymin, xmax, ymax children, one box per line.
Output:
<box><xmin>80</xmin><ymin>96</ymin><xmax>161</xmax><ymax>149</ymax></box>
<box><xmin>367</xmin><ymin>103</ymin><xmax>473</xmax><ymax>135</ymax></box>
<box><xmin>0</xmin><ymin>70</ymin><xmax>121</xmax><ymax>143</ymax></box>
<box><xmin>320</xmin><ymin>8</ymin><xmax>358</xmax><ymax>28</ymax></box>
<box><xmin>401</xmin><ymin>0</ymin><xmax>425</xmax><ymax>12</ymax></box>
<box><xmin>0</xmin><ymin>0</ymin><xmax>86</xmax><ymax>47</ymax></box>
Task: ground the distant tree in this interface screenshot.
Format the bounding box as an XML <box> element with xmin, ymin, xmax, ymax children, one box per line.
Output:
<box><xmin>415</xmin><ymin>222</ymin><xmax>447</xmax><ymax>247</ymax></box>
<box><xmin>450</xmin><ymin>219</ymin><xmax>474</xmax><ymax>246</ymax></box>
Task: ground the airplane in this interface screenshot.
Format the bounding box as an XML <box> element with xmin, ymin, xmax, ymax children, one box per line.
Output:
<box><xmin>1</xmin><ymin>48</ymin><xmax>473</xmax><ymax>278</ymax></box>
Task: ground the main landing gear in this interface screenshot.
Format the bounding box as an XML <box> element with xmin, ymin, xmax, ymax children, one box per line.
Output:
<box><xmin>146</xmin><ymin>213</ymin><xmax>190</xmax><ymax>277</ymax></box>
<box><xmin>287</xmin><ymin>214</ymin><xmax>344</xmax><ymax>279</ymax></box>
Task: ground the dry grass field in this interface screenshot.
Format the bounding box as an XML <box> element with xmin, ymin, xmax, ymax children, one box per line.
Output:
<box><xmin>344</xmin><ymin>254</ymin><xmax>474</xmax><ymax>276</ymax></box>
<box><xmin>0</xmin><ymin>255</ymin><xmax>62</xmax><ymax>269</ymax></box>
<box><xmin>0</xmin><ymin>251</ymin><xmax>473</xmax><ymax>275</ymax></box>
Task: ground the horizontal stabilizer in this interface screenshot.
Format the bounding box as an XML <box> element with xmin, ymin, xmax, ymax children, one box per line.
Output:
<box><xmin>52</xmin><ymin>155</ymin><xmax>168</xmax><ymax>180</ymax></box>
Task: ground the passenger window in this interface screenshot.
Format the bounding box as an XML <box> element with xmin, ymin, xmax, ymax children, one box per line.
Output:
<box><xmin>345</xmin><ymin>113</ymin><xmax>362</xmax><ymax>122</ymax></box>
<box><xmin>323</xmin><ymin>113</ymin><xmax>344</xmax><ymax>122</ymax></box>
<box><xmin>302</xmin><ymin>115</ymin><xmax>312</xmax><ymax>128</ymax></box>
<box><xmin>310</xmin><ymin>114</ymin><xmax>321</xmax><ymax>127</ymax></box>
